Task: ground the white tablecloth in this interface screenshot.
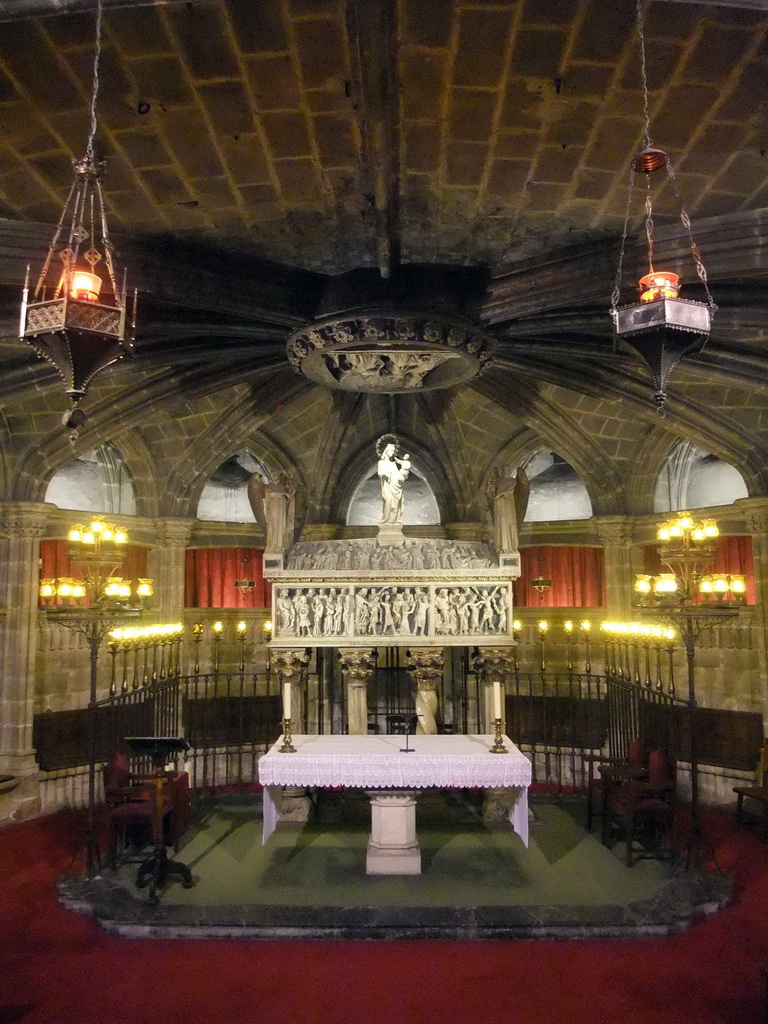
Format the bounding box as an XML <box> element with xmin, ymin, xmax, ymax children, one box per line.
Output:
<box><xmin>258</xmin><ymin>733</ymin><xmax>532</xmax><ymax>846</ymax></box>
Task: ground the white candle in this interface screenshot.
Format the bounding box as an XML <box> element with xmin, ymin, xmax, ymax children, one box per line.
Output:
<box><xmin>283</xmin><ymin>680</ymin><xmax>292</xmax><ymax>722</ymax></box>
<box><xmin>492</xmin><ymin>679</ymin><xmax>502</xmax><ymax>722</ymax></box>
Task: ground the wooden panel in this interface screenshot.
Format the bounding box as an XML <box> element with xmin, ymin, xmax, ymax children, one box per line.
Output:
<box><xmin>182</xmin><ymin>694</ymin><xmax>281</xmax><ymax>749</ymax></box>
<box><xmin>673</xmin><ymin>706</ymin><xmax>763</xmax><ymax>771</ymax></box>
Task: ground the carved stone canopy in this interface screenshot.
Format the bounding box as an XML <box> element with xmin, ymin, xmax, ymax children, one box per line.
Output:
<box><xmin>287</xmin><ymin>311</ymin><xmax>496</xmax><ymax>393</ymax></box>
<box><xmin>286</xmin><ymin>264</ymin><xmax>496</xmax><ymax>393</ymax></box>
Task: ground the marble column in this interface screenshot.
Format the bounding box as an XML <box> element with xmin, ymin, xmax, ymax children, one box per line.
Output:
<box><xmin>595</xmin><ymin>515</ymin><xmax>635</xmax><ymax>621</ymax></box>
<box><xmin>338</xmin><ymin>648</ymin><xmax>376</xmax><ymax>735</ymax></box>
<box><xmin>147</xmin><ymin>517</ymin><xmax>194</xmax><ymax>622</ymax></box>
<box><xmin>472</xmin><ymin>647</ymin><xmax>515</xmax><ymax>733</ymax></box>
<box><xmin>270</xmin><ymin>647</ymin><xmax>312</xmax><ymax>821</ymax></box>
<box><xmin>741</xmin><ymin>499</ymin><xmax>768</xmax><ymax>724</ymax></box>
<box><xmin>405</xmin><ymin>648</ymin><xmax>444</xmax><ymax>734</ymax></box>
<box><xmin>0</xmin><ymin>503</ymin><xmax>52</xmax><ymax>785</ymax></box>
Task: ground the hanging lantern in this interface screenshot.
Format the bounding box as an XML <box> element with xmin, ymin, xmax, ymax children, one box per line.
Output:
<box><xmin>18</xmin><ymin>0</ymin><xmax>136</xmax><ymax>434</ymax></box>
<box><xmin>610</xmin><ymin>3</ymin><xmax>715</xmax><ymax>413</ymax></box>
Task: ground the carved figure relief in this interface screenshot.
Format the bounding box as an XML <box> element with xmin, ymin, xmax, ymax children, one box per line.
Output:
<box><xmin>273</xmin><ymin>584</ymin><xmax>509</xmax><ymax>641</ymax></box>
<box><xmin>285</xmin><ymin>538</ymin><xmax>493</xmax><ymax>571</ymax></box>
<box><xmin>324</xmin><ymin>350</ymin><xmax>457</xmax><ymax>391</ymax></box>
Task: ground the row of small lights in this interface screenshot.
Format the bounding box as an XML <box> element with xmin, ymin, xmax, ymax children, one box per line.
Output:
<box><xmin>191</xmin><ymin>620</ymin><xmax>273</xmax><ymax>638</ymax></box>
<box><xmin>513</xmin><ymin>619</ymin><xmax>676</xmax><ymax>640</ymax></box>
<box><xmin>108</xmin><ymin>623</ymin><xmax>183</xmax><ymax>642</ymax></box>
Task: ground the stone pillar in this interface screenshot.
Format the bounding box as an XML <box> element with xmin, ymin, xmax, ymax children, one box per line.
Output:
<box><xmin>269</xmin><ymin>647</ymin><xmax>313</xmax><ymax>822</ymax></box>
<box><xmin>741</xmin><ymin>499</ymin><xmax>768</xmax><ymax>724</ymax></box>
<box><xmin>473</xmin><ymin>647</ymin><xmax>515</xmax><ymax>733</ymax></box>
<box><xmin>595</xmin><ymin>515</ymin><xmax>635</xmax><ymax>621</ymax></box>
<box><xmin>147</xmin><ymin>517</ymin><xmax>194</xmax><ymax>622</ymax></box>
<box><xmin>338</xmin><ymin>648</ymin><xmax>376</xmax><ymax>735</ymax></box>
<box><xmin>0</xmin><ymin>503</ymin><xmax>52</xmax><ymax>788</ymax></box>
<box><xmin>405</xmin><ymin>648</ymin><xmax>444</xmax><ymax>734</ymax></box>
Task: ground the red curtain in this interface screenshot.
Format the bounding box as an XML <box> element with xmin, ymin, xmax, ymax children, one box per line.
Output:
<box><xmin>185</xmin><ymin>548</ymin><xmax>269</xmax><ymax>609</ymax></box>
<box><xmin>514</xmin><ymin>546</ymin><xmax>605</xmax><ymax>608</ymax></box>
<box><xmin>39</xmin><ymin>540</ymin><xmax>148</xmax><ymax>607</ymax></box>
<box><xmin>642</xmin><ymin>535</ymin><xmax>755</xmax><ymax>604</ymax></box>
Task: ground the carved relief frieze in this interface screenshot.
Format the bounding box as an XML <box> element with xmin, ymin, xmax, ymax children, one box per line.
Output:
<box><xmin>271</xmin><ymin>581</ymin><xmax>514</xmax><ymax>647</ymax></box>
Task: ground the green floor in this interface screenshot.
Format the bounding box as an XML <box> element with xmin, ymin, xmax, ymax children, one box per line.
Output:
<box><xmin>112</xmin><ymin>791</ymin><xmax>670</xmax><ymax>908</ymax></box>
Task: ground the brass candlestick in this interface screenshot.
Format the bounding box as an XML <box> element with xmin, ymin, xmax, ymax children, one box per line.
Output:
<box><xmin>279</xmin><ymin>717</ymin><xmax>296</xmax><ymax>753</ymax></box>
<box><xmin>490</xmin><ymin>717</ymin><xmax>508</xmax><ymax>754</ymax></box>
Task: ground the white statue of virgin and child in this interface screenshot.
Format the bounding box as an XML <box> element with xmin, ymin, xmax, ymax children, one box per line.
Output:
<box><xmin>376</xmin><ymin>434</ymin><xmax>411</xmax><ymax>526</ymax></box>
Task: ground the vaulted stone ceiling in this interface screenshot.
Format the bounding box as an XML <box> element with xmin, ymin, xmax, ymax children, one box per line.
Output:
<box><xmin>1</xmin><ymin>0</ymin><xmax>768</xmax><ymax>524</ymax></box>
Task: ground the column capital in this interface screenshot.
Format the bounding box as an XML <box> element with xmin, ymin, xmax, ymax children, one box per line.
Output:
<box><xmin>152</xmin><ymin>517</ymin><xmax>195</xmax><ymax>548</ymax></box>
<box><xmin>472</xmin><ymin>647</ymin><xmax>515</xmax><ymax>681</ymax></box>
<box><xmin>405</xmin><ymin>648</ymin><xmax>444</xmax><ymax>690</ymax></box>
<box><xmin>338</xmin><ymin>647</ymin><xmax>376</xmax><ymax>684</ymax></box>
<box><xmin>737</xmin><ymin>498</ymin><xmax>768</xmax><ymax>537</ymax></box>
<box><xmin>271</xmin><ymin>648</ymin><xmax>311</xmax><ymax>682</ymax></box>
<box><xmin>594</xmin><ymin>515</ymin><xmax>634</xmax><ymax>547</ymax></box>
<box><xmin>1</xmin><ymin>502</ymin><xmax>54</xmax><ymax>538</ymax></box>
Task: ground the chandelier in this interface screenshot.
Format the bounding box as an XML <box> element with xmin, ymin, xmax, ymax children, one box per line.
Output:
<box><xmin>19</xmin><ymin>0</ymin><xmax>135</xmax><ymax>433</ymax></box>
<box><xmin>610</xmin><ymin>0</ymin><xmax>715</xmax><ymax>413</ymax></box>
<box><xmin>39</xmin><ymin>517</ymin><xmax>153</xmax><ymax>610</ymax></box>
<box><xmin>633</xmin><ymin>512</ymin><xmax>745</xmax><ymax>607</ymax></box>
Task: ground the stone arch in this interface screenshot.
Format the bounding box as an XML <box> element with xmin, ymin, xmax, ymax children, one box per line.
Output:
<box><xmin>169</xmin><ymin>431</ymin><xmax>304</xmax><ymax>522</ymax></box>
<box><xmin>196</xmin><ymin>450</ymin><xmax>269</xmax><ymax>523</ymax></box>
<box><xmin>654</xmin><ymin>440</ymin><xmax>748</xmax><ymax>512</ymax></box>
<box><xmin>13</xmin><ymin>426</ymin><xmax>160</xmax><ymax>516</ymax></box>
<box><xmin>628</xmin><ymin>425</ymin><xmax>757</xmax><ymax>516</ymax></box>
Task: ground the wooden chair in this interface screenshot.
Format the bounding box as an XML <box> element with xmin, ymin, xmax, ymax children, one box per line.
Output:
<box><xmin>103</xmin><ymin>752</ymin><xmax>188</xmax><ymax>866</ymax></box>
<box><xmin>584</xmin><ymin>737</ymin><xmax>647</xmax><ymax>832</ymax></box>
<box><xmin>602</xmin><ymin>748</ymin><xmax>677</xmax><ymax>867</ymax></box>
<box><xmin>734</xmin><ymin>744</ymin><xmax>768</xmax><ymax>826</ymax></box>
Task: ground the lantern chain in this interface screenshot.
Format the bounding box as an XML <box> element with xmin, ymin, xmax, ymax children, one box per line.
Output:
<box><xmin>636</xmin><ymin>0</ymin><xmax>653</xmax><ymax>151</ymax></box>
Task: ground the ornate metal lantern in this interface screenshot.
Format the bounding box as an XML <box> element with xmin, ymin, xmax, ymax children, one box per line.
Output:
<box><xmin>18</xmin><ymin>0</ymin><xmax>135</xmax><ymax>432</ymax></box>
<box><xmin>610</xmin><ymin>3</ymin><xmax>715</xmax><ymax>413</ymax></box>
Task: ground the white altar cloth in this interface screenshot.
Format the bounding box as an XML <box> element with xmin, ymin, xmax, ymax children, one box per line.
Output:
<box><xmin>258</xmin><ymin>733</ymin><xmax>532</xmax><ymax>846</ymax></box>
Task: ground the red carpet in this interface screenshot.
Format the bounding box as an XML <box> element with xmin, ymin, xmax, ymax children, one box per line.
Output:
<box><xmin>0</xmin><ymin>808</ymin><xmax>767</xmax><ymax>1024</ymax></box>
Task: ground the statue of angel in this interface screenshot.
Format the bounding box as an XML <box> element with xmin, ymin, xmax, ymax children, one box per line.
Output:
<box><xmin>485</xmin><ymin>464</ymin><xmax>530</xmax><ymax>554</ymax></box>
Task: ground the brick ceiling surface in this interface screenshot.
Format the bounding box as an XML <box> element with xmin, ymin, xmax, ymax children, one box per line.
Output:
<box><xmin>1</xmin><ymin>0</ymin><xmax>768</xmax><ymax>521</ymax></box>
<box><xmin>0</xmin><ymin>0</ymin><xmax>767</xmax><ymax>270</ymax></box>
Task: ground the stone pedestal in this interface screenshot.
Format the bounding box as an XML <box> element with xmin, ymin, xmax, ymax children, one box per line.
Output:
<box><xmin>279</xmin><ymin>785</ymin><xmax>312</xmax><ymax>823</ymax></box>
<box><xmin>482</xmin><ymin>786</ymin><xmax>512</xmax><ymax>823</ymax></box>
<box><xmin>377</xmin><ymin>523</ymin><xmax>404</xmax><ymax>546</ymax></box>
<box><xmin>405</xmin><ymin>649</ymin><xmax>444</xmax><ymax>734</ymax></box>
<box><xmin>366</xmin><ymin>790</ymin><xmax>421</xmax><ymax>874</ymax></box>
<box><xmin>338</xmin><ymin>648</ymin><xmax>376</xmax><ymax>735</ymax></box>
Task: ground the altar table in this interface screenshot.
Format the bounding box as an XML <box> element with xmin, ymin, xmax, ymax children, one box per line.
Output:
<box><xmin>258</xmin><ymin>734</ymin><xmax>532</xmax><ymax>874</ymax></box>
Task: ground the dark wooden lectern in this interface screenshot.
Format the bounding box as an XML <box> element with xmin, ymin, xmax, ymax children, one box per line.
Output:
<box><xmin>125</xmin><ymin>736</ymin><xmax>193</xmax><ymax>901</ymax></box>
